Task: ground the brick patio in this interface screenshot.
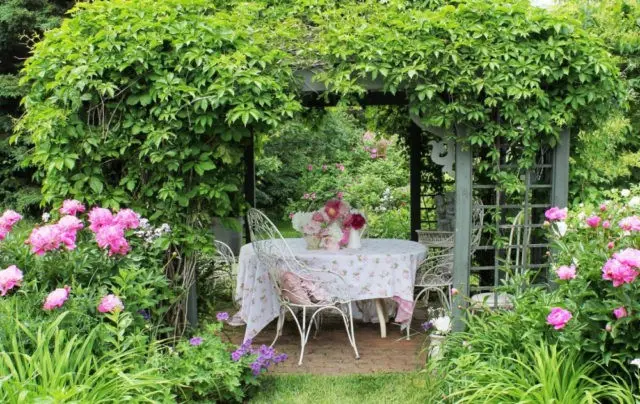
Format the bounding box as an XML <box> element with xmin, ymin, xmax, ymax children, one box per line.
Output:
<box><xmin>225</xmin><ymin>312</ymin><xmax>429</xmax><ymax>375</ymax></box>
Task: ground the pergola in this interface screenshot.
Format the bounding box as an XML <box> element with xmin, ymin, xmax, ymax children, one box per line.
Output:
<box><xmin>241</xmin><ymin>70</ymin><xmax>571</xmax><ymax>330</ymax></box>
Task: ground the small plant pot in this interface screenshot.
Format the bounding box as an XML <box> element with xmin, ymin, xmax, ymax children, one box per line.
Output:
<box><xmin>429</xmin><ymin>334</ymin><xmax>446</xmax><ymax>359</ymax></box>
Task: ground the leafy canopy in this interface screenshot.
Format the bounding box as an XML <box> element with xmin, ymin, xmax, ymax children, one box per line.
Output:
<box><xmin>15</xmin><ymin>0</ymin><xmax>623</xmax><ymax>247</ymax></box>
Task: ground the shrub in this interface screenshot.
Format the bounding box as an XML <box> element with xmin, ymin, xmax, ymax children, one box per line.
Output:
<box><xmin>161</xmin><ymin>319</ymin><xmax>286</xmax><ymax>402</ymax></box>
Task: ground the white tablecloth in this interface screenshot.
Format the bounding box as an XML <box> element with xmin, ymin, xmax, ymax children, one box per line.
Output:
<box><xmin>233</xmin><ymin>238</ymin><xmax>426</xmax><ymax>342</ymax></box>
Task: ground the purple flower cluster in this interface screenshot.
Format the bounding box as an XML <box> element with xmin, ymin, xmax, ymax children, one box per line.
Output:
<box><xmin>421</xmin><ymin>321</ymin><xmax>433</xmax><ymax>331</ymax></box>
<box><xmin>231</xmin><ymin>339</ymin><xmax>287</xmax><ymax>376</ymax></box>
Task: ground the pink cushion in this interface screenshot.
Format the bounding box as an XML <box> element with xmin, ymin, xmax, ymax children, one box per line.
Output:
<box><xmin>280</xmin><ymin>272</ymin><xmax>313</xmax><ymax>305</ymax></box>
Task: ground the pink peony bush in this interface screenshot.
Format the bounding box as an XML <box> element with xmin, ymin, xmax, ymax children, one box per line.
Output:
<box><xmin>0</xmin><ymin>265</ymin><xmax>23</xmax><ymax>296</ymax></box>
<box><xmin>545</xmin><ymin>187</ymin><xmax>640</xmax><ymax>365</ymax></box>
<box><xmin>43</xmin><ymin>286</ymin><xmax>70</xmax><ymax>310</ymax></box>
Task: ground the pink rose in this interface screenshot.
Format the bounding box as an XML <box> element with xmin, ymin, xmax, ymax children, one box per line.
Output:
<box><xmin>43</xmin><ymin>286</ymin><xmax>70</xmax><ymax>310</ymax></box>
<box><xmin>114</xmin><ymin>209</ymin><xmax>140</xmax><ymax>230</ymax></box>
<box><xmin>547</xmin><ymin>307</ymin><xmax>572</xmax><ymax>330</ymax></box>
<box><xmin>586</xmin><ymin>216</ymin><xmax>601</xmax><ymax>228</ymax></box>
<box><xmin>88</xmin><ymin>207</ymin><xmax>115</xmax><ymax>232</ymax></box>
<box><xmin>602</xmin><ymin>220</ymin><xmax>611</xmax><ymax>229</ymax></box>
<box><xmin>0</xmin><ymin>265</ymin><xmax>23</xmax><ymax>296</ymax></box>
<box><xmin>544</xmin><ymin>207</ymin><xmax>568</xmax><ymax>221</ymax></box>
<box><xmin>98</xmin><ymin>294</ymin><xmax>124</xmax><ymax>313</ymax></box>
<box><xmin>619</xmin><ymin>216</ymin><xmax>640</xmax><ymax>231</ymax></box>
<box><xmin>59</xmin><ymin>199</ymin><xmax>86</xmax><ymax>216</ymax></box>
<box><xmin>602</xmin><ymin>258</ymin><xmax>639</xmax><ymax>287</ymax></box>
<box><xmin>555</xmin><ymin>265</ymin><xmax>576</xmax><ymax>280</ymax></box>
<box><xmin>613</xmin><ymin>306</ymin><xmax>627</xmax><ymax>319</ymax></box>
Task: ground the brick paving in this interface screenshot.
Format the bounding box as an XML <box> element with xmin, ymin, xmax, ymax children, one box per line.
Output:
<box><xmin>225</xmin><ymin>312</ymin><xmax>429</xmax><ymax>375</ymax></box>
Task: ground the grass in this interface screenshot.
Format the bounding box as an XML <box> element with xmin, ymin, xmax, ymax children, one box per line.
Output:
<box><xmin>274</xmin><ymin>219</ymin><xmax>299</xmax><ymax>238</ymax></box>
<box><xmin>249</xmin><ymin>372</ymin><xmax>437</xmax><ymax>404</ymax></box>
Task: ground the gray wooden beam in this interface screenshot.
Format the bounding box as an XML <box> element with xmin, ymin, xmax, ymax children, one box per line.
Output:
<box><xmin>409</xmin><ymin>122</ymin><xmax>422</xmax><ymax>241</ymax></box>
<box><xmin>551</xmin><ymin>128</ymin><xmax>570</xmax><ymax>208</ymax></box>
<box><xmin>452</xmin><ymin>125</ymin><xmax>472</xmax><ymax>332</ymax></box>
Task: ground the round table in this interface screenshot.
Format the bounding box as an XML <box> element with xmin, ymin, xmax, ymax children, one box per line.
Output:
<box><xmin>233</xmin><ymin>238</ymin><xmax>426</xmax><ymax>342</ymax></box>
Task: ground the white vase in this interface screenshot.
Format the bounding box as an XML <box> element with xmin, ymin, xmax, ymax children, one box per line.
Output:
<box><xmin>429</xmin><ymin>334</ymin><xmax>446</xmax><ymax>359</ymax></box>
<box><xmin>347</xmin><ymin>227</ymin><xmax>362</xmax><ymax>249</ymax></box>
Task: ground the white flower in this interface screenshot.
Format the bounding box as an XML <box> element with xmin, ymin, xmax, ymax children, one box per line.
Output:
<box><xmin>291</xmin><ymin>212</ymin><xmax>314</xmax><ymax>232</ymax></box>
<box><xmin>432</xmin><ymin>316</ymin><xmax>451</xmax><ymax>335</ymax></box>
<box><xmin>41</xmin><ymin>212</ymin><xmax>50</xmax><ymax>223</ymax></box>
<box><xmin>553</xmin><ymin>221</ymin><xmax>568</xmax><ymax>237</ymax></box>
<box><xmin>629</xmin><ymin>196</ymin><xmax>640</xmax><ymax>208</ymax></box>
<box><xmin>630</xmin><ymin>358</ymin><xmax>640</xmax><ymax>368</ymax></box>
<box><xmin>621</xmin><ymin>189</ymin><xmax>631</xmax><ymax>198</ymax></box>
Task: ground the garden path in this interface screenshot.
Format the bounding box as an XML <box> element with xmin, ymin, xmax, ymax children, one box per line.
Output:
<box><xmin>225</xmin><ymin>314</ymin><xmax>427</xmax><ymax>375</ymax></box>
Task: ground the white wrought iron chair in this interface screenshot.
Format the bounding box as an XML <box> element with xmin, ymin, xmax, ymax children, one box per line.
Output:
<box><xmin>213</xmin><ymin>240</ymin><xmax>238</xmax><ymax>306</ymax></box>
<box><xmin>408</xmin><ymin>202</ymin><xmax>484</xmax><ymax>339</ymax></box>
<box><xmin>470</xmin><ymin>209</ymin><xmax>531</xmax><ymax>309</ymax></box>
<box><xmin>246</xmin><ymin>208</ymin><xmax>360</xmax><ymax>365</ymax></box>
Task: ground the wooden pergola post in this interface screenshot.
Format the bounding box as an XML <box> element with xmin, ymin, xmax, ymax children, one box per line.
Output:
<box><xmin>409</xmin><ymin>122</ymin><xmax>422</xmax><ymax>242</ymax></box>
<box><xmin>552</xmin><ymin>128</ymin><xmax>570</xmax><ymax>208</ymax></box>
<box><xmin>451</xmin><ymin>125</ymin><xmax>472</xmax><ymax>332</ymax></box>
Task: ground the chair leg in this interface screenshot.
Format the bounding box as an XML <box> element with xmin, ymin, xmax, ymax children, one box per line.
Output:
<box><xmin>298</xmin><ymin>306</ymin><xmax>307</xmax><ymax>366</ymax></box>
<box><xmin>270</xmin><ymin>307</ymin><xmax>286</xmax><ymax>347</ymax></box>
<box><xmin>340</xmin><ymin>303</ymin><xmax>360</xmax><ymax>359</ymax></box>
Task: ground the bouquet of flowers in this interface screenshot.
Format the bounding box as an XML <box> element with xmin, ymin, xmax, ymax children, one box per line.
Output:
<box><xmin>291</xmin><ymin>199</ymin><xmax>367</xmax><ymax>250</ymax></box>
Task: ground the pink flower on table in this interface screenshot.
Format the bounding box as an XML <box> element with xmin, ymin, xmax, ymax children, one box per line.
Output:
<box><xmin>88</xmin><ymin>207</ymin><xmax>114</xmax><ymax>232</ymax></box>
<box><xmin>619</xmin><ymin>216</ymin><xmax>640</xmax><ymax>232</ymax></box>
<box><xmin>59</xmin><ymin>199</ymin><xmax>85</xmax><ymax>216</ymax></box>
<box><xmin>547</xmin><ymin>307</ymin><xmax>572</xmax><ymax>330</ymax></box>
<box><xmin>43</xmin><ymin>286</ymin><xmax>70</xmax><ymax>310</ymax></box>
<box><xmin>614</xmin><ymin>248</ymin><xmax>640</xmax><ymax>268</ymax></box>
<box><xmin>545</xmin><ymin>207</ymin><xmax>568</xmax><ymax>221</ymax></box>
<box><xmin>27</xmin><ymin>225</ymin><xmax>63</xmax><ymax>255</ymax></box>
<box><xmin>339</xmin><ymin>229</ymin><xmax>350</xmax><ymax>246</ymax></box>
<box><xmin>555</xmin><ymin>265</ymin><xmax>576</xmax><ymax>280</ymax></box>
<box><xmin>312</xmin><ymin>211</ymin><xmax>325</xmax><ymax>222</ymax></box>
<box><xmin>586</xmin><ymin>216</ymin><xmax>601</xmax><ymax>228</ymax></box>
<box><xmin>0</xmin><ymin>265</ymin><xmax>23</xmax><ymax>296</ymax></box>
<box><xmin>95</xmin><ymin>224</ymin><xmax>130</xmax><ymax>256</ymax></box>
<box><xmin>603</xmin><ymin>220</ymin><xmax>611</xmax><ymax>229</ymax></box>
<box><xmin>114</xmin><ymin>209</ymin><xmax>140</xmax><ymax>230</ymax></box>
<box><xmin>614</xmin><ymin>306</ymin><xmax>628</xmax><ymax>319</ymax></box>
<box><xmin>343</xmin><ymin>213</ymin><xmax>366</xmax><ymax>230</ymax></box>
<box><xmin>98</xmin><ymin>294</ymin><xmax>124</xmax><ymax>313</ymax></box>
<box><xmin>602</xmin><ymin>258</ymin><xmax>639</xmax><ymax>287</ymax></box>
<box><xmin>324</xmin><ymin>199</ymin><xmax>343</xmax><ymax>220</ymax></box>
<box><xmin>307</xmin><ymin>164</ymin><xmax>313</xmax><ymax>171</ymax></box>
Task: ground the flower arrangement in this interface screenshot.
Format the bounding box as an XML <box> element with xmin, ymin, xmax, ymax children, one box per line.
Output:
<box><xmin>291</xmin><ymin>199</ymin><xmax>367</xmax><ymax>250</ymax></box>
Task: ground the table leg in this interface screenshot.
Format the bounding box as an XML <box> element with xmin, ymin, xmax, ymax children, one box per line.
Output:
<box><xmin>375</xmin><ymin>298</ymin><xmax>387</xmax><ymax>338</ymax></box>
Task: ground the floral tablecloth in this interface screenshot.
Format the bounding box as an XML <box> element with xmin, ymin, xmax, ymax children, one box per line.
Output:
<box><xmin>233</xmin><ymin>238</ymin><xmax>426</xmax><ymax>342</ymax></box>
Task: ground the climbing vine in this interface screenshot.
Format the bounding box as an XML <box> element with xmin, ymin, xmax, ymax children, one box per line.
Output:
<box><xmin>15</xmin><ymin>0</ymin><xmax>623</xmax><ymax>240</ymax></box>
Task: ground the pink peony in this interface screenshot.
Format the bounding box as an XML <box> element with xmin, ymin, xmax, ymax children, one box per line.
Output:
<box><xmin>600</xmin><ymin>203</ymin><xmax>607</xmax><ymax>212</ymax></box>
<box><xmin>547</xmin><ymin>307</ymin><xmax>572</xmax><ymax>330</ymax></box>
<box><xmin>603</xmin><ymin>220</ymin><xmax>611</xmax><ymax>229</ymax></box>
<box><xmin>555</xmin><ymin>265</ymin><xmax>576</xmax><ymax>280</ymax></box>
<box><xmin>586</xmin><ymin>216</ymin><xmax>601</xmax><ymax>228</ymax></box>
<box><xmin>98</xmin><ymin>294</ymin><xmax>124</xmax><ymax>313</ymax></box>
<box><xmin>312</xmin><ymin>211</ymin><xmax>325</xmax><ymax>223</ymax></box>
<box><xmin>59</xmin><ymin>199</ymin><xmax>86</xmax><ymax>216</ymax></box>
<box><xmin>0</xmin><ymin>265</ymin><xmax>23</xmax><ymax>296</ymax></box>
<box><xmin>602</xmin><ymin>258</ymin><xmax>639</xmax><ymax>287</ymax></box>
<box><xmin>545</xmin><ymin>207</ymin><xmax>568</xmax><ymax>221</ymax></box>
<box><xmin>95</xmin><ymin>224</ymin><xmax>130</xmax><ymax>256</ymax></box>
<box><xmin>0</xmin><ymin>210</ymin><xmax>22</xmax><ymax>228</ymax></box>
<box><xmin>614</xmin><ymin>306</ymin><xmax>628</xmax><ymax>319</ymax></box>
<box><xmin>114</xmin><ymin>209</ymin><xmax>140</xmax><ymax>230</ymax></box>
<box><xmin>27</xmin><ymin>225</ymin><xmax>62</xmax><ymax>255</ymax></box>
<box><xmin>363</xmin><ymin>131</ymin><xmax>375</xmax><ymax>142</ymax></box>
<box><xmin>608</xmin><ymin>241</ymin><xmax>615</xmax><ymax>249</ymax></box>
<box><xmin>88</xmin><ymin>207</ymin><xmax>115</xmax><ymax>232</ymax></box>
<box><xmin>324</xmin><ymin>199</ymin><xmax>343</xmax><ymax>220</ymax></box>
<box><xmin>614</xmin><ymin>248</ymin><xmax>640</xmax><ymax>268</ymax></box>
<box><xmin>0</xmin><ymin>227</ymin><xmax>9</xmax><ymax>241</ymax></box>
<box><xmin>307</xmin><ymin>164</ymin><xmax>313</xmax><ymax>171</ymax></box>
<box><xmin>619</xmin><ymin>216</ymin><xmax>640</xmax><ymax>232</ymax></box>
<box><xmin>344</xmin><ymin>213</ymin><xmax>367</xmax><ymax>230</ymax></box>
<box><xmin>43</xmin><ymin>286</ymin><xmax>70</xmax><ymax>310</ymax></box>
<box><xmin>57</xmin><ymin>215</ymin><xmax>84</xmax><ymax>233</ymax></box>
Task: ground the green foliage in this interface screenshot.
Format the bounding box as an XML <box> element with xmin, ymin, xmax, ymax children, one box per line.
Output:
<box><xmin>16</xmin><ymin>0</ymin><xmax>622</xmax><ymax>239</ymax></box>
<box><xmin>0</xmin><ymin>312</ymin><xmax>173</xmax><ymax>403</ymax></box>
<box><xmin>161</xmin><ymin>322</ymin><xmax>259</xmax><ymax>403</ymax></box>
<box><xmin>438</xmin><ymin>344</ymin><xmax>635</xmax><ymax>403</ymax></box>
